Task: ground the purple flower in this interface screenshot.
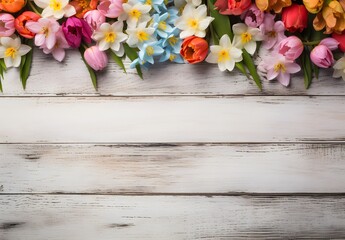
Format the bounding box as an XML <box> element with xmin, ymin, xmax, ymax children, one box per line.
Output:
<box><xmin>259</xmin><ymin>13</ymin><xmax>286</xmax><ymax>50</ymax></box>
<box><xmin>241</xmin><ymin>4</ymin><xmax>264</xmax><ymax>28</ymax></box>
<box><xmin>62</xmin><ymin>16</ymin><xmax>92</xmax><ymax>48</ymax></box>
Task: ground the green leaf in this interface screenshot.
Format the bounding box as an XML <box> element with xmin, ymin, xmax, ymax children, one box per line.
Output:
<box><xmin>0</xmin><ymin>78</ymin><xmax>2</xmax><ymax>92</ymax></box>
<box><xmin>242</xmin><ymin>50</ymin><xmax>262</xmax><ymax>90</ymax></box>
<box><xmin>302</xmin><ymin>49</ymin><xmax>313</xmax><ymax>89</ymax></box>
<box><xmin>20</xmin><ymin>48</ymin><xmax>33</xmax><ymax>90</ymax></box>
<box><xmin>207</xmin><ymin>0</ymin><xmax>233</xmax><ymax>40</ymax></box>
<box><xmin>124</xmin><ymin>43</ymin><xmax>143</xmax><ymax>79</ymax></box>
<box><xmin>0</xmin><ymin>59</ymin><xmax>7</xmax><ymax>71</ymax></box>
<box><xmin>235</xmin><ymin>62</ymin><xmax>249</xmax><ymax>78</ymax></box>
<box><xmin>109</xmin><ymin>50</ymin><xmax>126</xmax><ymax>73</ymax></box>
<box><xmin>312</xmin><ymin>62</ymin><xmax>319</xmax><ymax>80</ymax></box>
<box><xmin>79</xmin><ymin>47</ymin><xmax>98</xmax><ymax>90</ymax></box>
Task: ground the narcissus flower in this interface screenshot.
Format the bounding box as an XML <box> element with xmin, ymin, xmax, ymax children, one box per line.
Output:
<box><xmin>175</xmin><ymin>4</ymin><xmax>214</xmax><ymax>38</ymax></box>
<box><xmin>180</xmin><ymin>36</ymin><xmax>208</xmax><ymax>64</ymax></box>
<box><xmin>15</xmin><ymin>11</ymin><xmax>41</xmax><ymax>39</ymax></box>
<box><xmin>233</xmin><ymin>23</ymin><xmax>263</xmax><ymax>55</ymax></box>
<box><xmin>214</xmin><ymin>0</ymin><xmax>251</xmax><ymax>15</ymax></box>
<box><xmin>255</xmin><ymin>0</ymin><xmax>291</xmax><ymax>13</ymax></box>
<box><xmin>206</xmin><ymin>34</ymin><xmax>243</xmax><ymax>71</ymax></box>
<box><xmin>0</xmin><ymin>36</ymin><xmax>31</xmax><ymax>67</ymax></box>
<box><xmin>333</xmin><ymin>54</ymin><xmax>345</xmax><ymax>81</ymax></box>
<box><xmin>126</xmin><ymin>21</ymin><xmax>155</xmax><ymax>47</ymax></box>
<box><xmin>0</xmin><ymin>0</ymin><xmax>25</xmax><ymax>13</ymax></box>
<box><xmin>34</xmin><ymin>0</ymin><xmax>76</xmax><ymax>19</ymax></box>
<box><xmin>92</xmin><ymin>21</ymin><xmax>128</xmax><ymax>56</ymax></box>
<box><xmin>121</xmin><ymin>0</ymin><xmax>151</xmax><ymax>27</ymax></box>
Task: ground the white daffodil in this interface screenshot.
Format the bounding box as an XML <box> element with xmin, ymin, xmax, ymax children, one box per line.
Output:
<box><xmin>92</xmin><ymin>21</ymin><xmax>128</xmax><ymax>56</ymax></box>
<box><xmin>174</xmin><ymin>0</ymin><xmax>201</xmax><ymax>10</ymax></box>
<box><xmin>175</xmin><ymin>4</ymin><xmax>214</xmax><ymax>39</ymax></box>
<box><xmin>34</xmin><ymin>0</ymin><xmax>76</xmax><ymax>19</ymax></box>
<box><xmin>333</xmin><ymin>55</ymin><xmax>345</xmax><ymax>81</ymax></box>
<box><xmin>120</xmin><ymin>0</ymin><xmax>151</xmax><ymax>27</ymax></box>
<box><xmin>0</xmin><ymin>37</ymin><xmax>31</xmax><ymax>68</ymax></box>
<box><xmin>126</xmin><ymin>21</ymin><xmax>155</xmax><ymax>47</ymax></box>
<box><xmin>206</xmin><ymin>34</ymin><xmax>243</xmax><ymax>72</ymax></box>
<box><xmin>233</xmin><ymin>23</ymin><xmax>263</xmax><ymax>55</ymax></box>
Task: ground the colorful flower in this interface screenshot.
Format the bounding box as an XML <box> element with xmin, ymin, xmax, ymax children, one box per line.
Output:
<box><xmin>62</xmin><ymin>17</ymin><xmax>92</xmax><ymax>48</ymax></box>
<box><xmin>26</xmin><ymin>18</ymin><xmax>60</xmax><ymax>49</ymax></box>
<box><xmin>0</xmin><ymin>13</ymin><xmax>15</xmax><ymax>37</ymax></box>
<box><xmin>84</xmin><ymin>45</ymin><xmax>108</xmax><ymax>71</ymax></box>
<box><xmin>278</xmin><ymin>36</ymin><xmax>303</xmax><ymax>60</ymax></box>
<box><xmin>255</xmin><ymin>0</ymin><xmax>291</xmax><ymax>13</ymax></box>
<box><xmin>175</xmin><ymin>4</ymin><xmax>214</xmax><ymax>38</ymax></box>
<box><xmin>332</xmin><ymin>32</ymin><xmax>345</xmax><ymax>52</ymax></box>
<box><xmin>42</xmin><ymin>29</ymin><xmax>70</xmax><ymax>62</ymax></box>
<box><xmin>92</xmin><ymin>21</ymin><xmax>128</xmax><ymax>56</ymax></box>
<box><xmin>233</xmin><ymin>23</ymin><xmax>262</xmax><ymax>55</ymax></box>
<box><xmin>120</xmin><ymin>0</ymin><xmax>152</xmax><ymax>27</ymax></box>
<box><xmin>152</xmin><ymin>13</ymin><xmax>173</xmax><ymax>38</ymax></box>
<box><xmin>84</xmin><ymin>10</ymin><xmax>106</xmax><ymax>30</ymax></box>
<box><xmin>260</xmin><ymin>13</ymin><xmax>286</xmax><ymax>50</ymax></box>
<box><xmin>15</xmin><ymin>11</ymin><xmax>41</xmax><ymax>39</ymax></box>
<box><xmin>180</xmin><ymin>36</ymin><xmax>208</xmax><ymax>64</ymax></box>
<box><xmin>282</xmin><ymin>4</ymin><xmax>308</xmax><ymax>33</ymax></box>
<box><xmin>137</xmin><ymin>41</ymin><xmax>164</xmax><ymax>64</ymax></box>
<box><xmin>0</xmin><ymin>36</ymin><xmax>31</xmax><ymax>67</ymax></box>
<box><xmin>69</xmin><ymin>0</ymin><xmax>98</xmax><ymax>18</ymax></box>
<box><xmin>97</xmin><ymin>0</ymin><xmax>123</xmax><ymax>18</ymax></box>
<box><xmin>214</xmin><ymin>0</ymin><xmax>251</xmax><ymax>15</ymax></box>
<box><xmin>0</xmin><ymin>0</ymin><xmax>25</xmax><ymax>13</ymax></box>
<box><xmin>34</xmin><ymin>0</ymin><xmax>76</xmax><ymax>19</ymax></box>
<box><xmin>206</xmin><ymin>34</ymin><xmax>243</xmax><ymax>71</ymax></box>
<box><xmin>310</xmin><ymin>45</ymin><xmax>335</xmax><ymax>68</ymax></box>
<box><xmin>126</xmin><ymin>21</ymin><xmax>155</xmax><ymax>47</ymax></box>
<box><xmin>240</xmin><ymin>4</ymin><xmax>265</xmax><ymax>28</ymax></box>
<box><xmin>313</xmin><ymin>0</ymin><xmax>345</xmax><ymax>34</ymax></box>
<box><xmin>303</xmin><ymin>0</ymin><xmax>323</xmax><ymax>13</ymax></box>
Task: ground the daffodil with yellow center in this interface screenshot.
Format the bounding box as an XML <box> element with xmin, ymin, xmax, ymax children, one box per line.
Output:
<box><xmin>0</xmin><ymin>36</ymin><xmax>31</xmax><ymax>68</ymax></box>
<box><xmin>126</xmin><ymin>21</ymin><xmax>155</xmax><ymax>47</ymax></box>
<box><xmin>233</xmin><ymin>23</ymin><xmax>263</xmax><ymax>55</ymax></box>
<box><xmin>121</xmin><ymin>0</ymin><xmax>151</xmax><ymax>27</ymax></box>
<box><xmin>34</xmin><ymin>0</ymin><xmax>76</xmax><ymax>19</ymax></box>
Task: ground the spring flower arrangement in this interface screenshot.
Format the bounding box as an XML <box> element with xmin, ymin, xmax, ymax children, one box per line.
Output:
<box><xmin>0</xmin><ymin>0</ymin><xmax>344</xmax><ymax>91</ymax></box>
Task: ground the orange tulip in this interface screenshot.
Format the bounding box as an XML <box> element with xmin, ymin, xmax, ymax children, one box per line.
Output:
<box><xmin>313</xmin><ymin>0</ymin><xmax>345</xmax><ymax>34</ymax></box>
<box><xmin>180</xmin><ymin>36</ymin><xmax>208</xmax><ymax>64</ymax></box>
<box><xmin>255</xmin><ymin>0</ymin><xmax>291</xmax><ymax>13</ymax></box>
<box><xmin>15</xmin><ymin>11</ymin><xmax>40</xmax><ymax>39</ymax></box>
<box><xmin>69</xmin><ymin>0</ymin><xmax>98</xmax><ymax>18</ymax></box>
<box><xmin>0</xmin><ymin>0</ymin><xmax>25</xmax><ymax>13</ymax></box>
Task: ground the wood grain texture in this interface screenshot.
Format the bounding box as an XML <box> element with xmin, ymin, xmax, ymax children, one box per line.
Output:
<box><xmin>0</xmin><ymin>50</ymin><xmax>344</xmax><ymax>96</ymax></box>
<box><xmin>1</xmin><ymin>144</ymin><xmax>345</xmax><ymax>194</ymax></box>
<box><xmin>0</xmin><ymin>96</ymin><xmax>344</xmax><ymax>143</ymax></box>
<box><xmin>1</xmin><ymin>195</ymin><xmax>345</xmax><ymax>239</ymax></box>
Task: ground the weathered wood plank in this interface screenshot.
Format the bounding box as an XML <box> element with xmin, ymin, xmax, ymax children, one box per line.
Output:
<box><xmin>0</xmin><ymin>96</ymin><xmax>344</xmax><ymax>143</ymax></box>
<box><xmin>0</xmin><ymin>50</ymin><xmax>344</xmax><ymax>96</ymax></box>
<box><xmin>1</xmin><ymin>195</ymin><xmax>345</xmax><ymax>239</ymax></box>
<box><xmin>1</xmin><ymin>144</ymin><xmax>345</xmax><ymax>194</ymax></box>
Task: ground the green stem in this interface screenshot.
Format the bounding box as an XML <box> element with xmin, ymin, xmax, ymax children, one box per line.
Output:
<box><xmin>303</xmin><ymin>40</ymin><xmax>321</xmax><ymax>46</ymax></box>
<box><xmin>28</xmin><ymin>0</ymin><xmax>41</xmax><ymax>15</ymax></box>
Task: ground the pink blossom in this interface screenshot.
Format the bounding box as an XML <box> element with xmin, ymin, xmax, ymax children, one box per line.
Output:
<box><xmin>97</xmin><ymin>0</ymin><xmax>123</xmax><ymax>18</ymax></box>
<box><xmin>240</xmin><ymin>4</ymin><xmax>264</xmax><ymax>28</ymax></box>
<box><xmin>62</xmin><ymin>17</ymin><xmax>92</xmax><ymax>48</ymax></box>
<box><xmin>278</xmin><ymin>36</ymin><xmax>303</xmax><ymax>61</ymax></box>
<box><xmin>264</xmin><ymin>53</ymin><xmax>301</xmax><ymax>86</ymax></box>
<box><xmin>0</xmin><ymin>13</ymin><xmax>15</xmax><ymax>37</ymax></box>
<box><xmin>84</xmin><ymin>10</ymin><xmax>105</xmax><ymax>30</ymax></box>
<box><xmin>84</xmin><ymin>46</ymin><xmax>108</xmax><ymax>71</ymax></box>
<box><xmin>260</xmin><ymin>13</ymin><xmax>286</xmax><ymax>50</ymax></box>
<box><xmin>310</xmin><ymin>45</ymin><xmax>334</xmax><ymax>68</ymax></box>
<box><xmin>319</xmin><ymin>38</ymin><xmax>339</xmax><ymax>51</ymax></box>
<box><xmin>42</xmin><ymin>29</ymin><xmax>69</xmax><ymax>62</ymax></box>
<box><xmin>26</xmin><ymin>18</ymin><xmax>60</xmax><ymax>50</ymax></box>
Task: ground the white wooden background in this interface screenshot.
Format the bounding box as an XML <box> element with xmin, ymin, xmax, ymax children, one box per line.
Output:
<box><xmin>1</xmin><ymin>49</ymin><xmax>345</xmax><ymax>239</ymax></box>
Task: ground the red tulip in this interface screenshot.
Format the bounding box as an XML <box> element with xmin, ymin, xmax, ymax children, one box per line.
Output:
<box><xmin>15</xmin><ymin>11</ymin><xmax>41</xmax><ymax>39</ymax></box>
<box><xmin>332</xmin><ymin>32</ymin><xmax>345</xmax><ymax>52</ymax></box>
<box><xmin>282</xmin><ymin>4</ymin><xmax>308</xmax><ymax>33</ymax></box>
<box><xmin>214</xmin><ymin>0</ymin><xmax>251</xmax><ymax>15</ymax></box>
<box><xmin>180</xmin><ymin>36</ymin><xmax>208</xmax><ymax>64</ymax></box>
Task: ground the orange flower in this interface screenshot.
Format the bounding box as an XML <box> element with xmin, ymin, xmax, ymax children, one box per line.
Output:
<box><xmin>69</xmin><ymin>0</ymin><xmax>98</xmax><ymax>18</ymax></box>
<box><xmin>180</xmin><ymin>36</ymin><xmax>208</xmax><ymax>64</ymax></box>
<box><xmin>255</xmin><ymin>0</ymin><xmax>291</xmax><ymax>13</ymax></box>
<box><xmin>214</xmin><ymin>0</ymin><xmax>251</xmax><ymax>15</ymax></box>
<box><xmin>0</xmin><ymin>0</ymin><xmax>25</xmax><ymax>13</ymax></box>
<box><xmin>15</xmin><ymin>11</ymin><xmax>40</xmax><ymax>39</ymax></box>
<box><xmin>303</xmin><ymin>0</ymin><xmax>324</xmax><ymax>13</ymax></box>
<box><xmin>313</xmin><ymin>0</ymin><xmax>345</xmax><ymax>34</ymax></box>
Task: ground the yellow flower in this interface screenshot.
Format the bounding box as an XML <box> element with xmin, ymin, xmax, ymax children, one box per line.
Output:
<box><xmin>255</xmin><ymin>0</ymin><xmax>292</xmax><ymax>13</ymax></box>
<box><xmin>303</xmin><ymin>0</ymin><xmax>324</xmax><ymax>13</ymax></box>
<box><xmin>313</xmin><ymin>0</ymin><xmax>345</xmax><ymax>34</ymax></box>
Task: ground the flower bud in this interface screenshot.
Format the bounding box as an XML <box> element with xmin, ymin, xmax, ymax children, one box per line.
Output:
<box><xmin>0</xmin><ymin>13</ymin><xmax>15</xmax><ymax>37</ymax></box>
<box><xmin>84</xmin><ymin>10</ymin><xmax>105</xmax><ymax>30</ymax></box>
<box><xmin>180</xmin><ymin>36</ymin><xmax>208</xmax><ymax>64</ymax></box>
<box><xmin>84</xmin><ymin>46</ymin><xmax>108</xmax><ymax>71</ymax></box>
<box><xmin>310</xmin><ymin>45</ymin><xmax>335</xmax><ymax>68</ymax></box>
<box><xmin>278</xmin><ymin>36</ymin><xmax>303</xmax><ymax>60</ymax></box>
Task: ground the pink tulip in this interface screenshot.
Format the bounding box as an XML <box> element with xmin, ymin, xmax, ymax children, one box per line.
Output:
<box><xmin>84</xmin><ymin>46</ymin><xmax>108</xmax><ymax>71</ymax></box>
<box><xmin>0</xmin><ymin>13</ymin><xmax>15</xmax><ymax>37</ymax></box>
<box><xmin>97</xmin><ymin>0</ymin><xmax>123</xmax><ymax>18</ymax></box>
<box><xmin>240</xmin><ymin>4</ymin><xmax>264</xmax><ymax>27</ymax></box>
<box><xmin>84</xmin><ymin>10</ymin><xmax>105</xmax><ymax>30</ymax></box>
<box><xmin>319</xmin><ymin>38</ymin><xmax>339</xmax><ymax>51</ymax></box>
<box><xmin>62</xmin><ymin>17</ymin><xmax>92</xmax><ymax>48</ymax></box>
<box><xmin>278</xmin><ymin>36</ymin><xmax>304</xmax><ymax>60</ymax></box>
<box><xmin>310</xmin><ymin>45</ymin><xmax>334</xmax><ymax>68</ymax></box>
